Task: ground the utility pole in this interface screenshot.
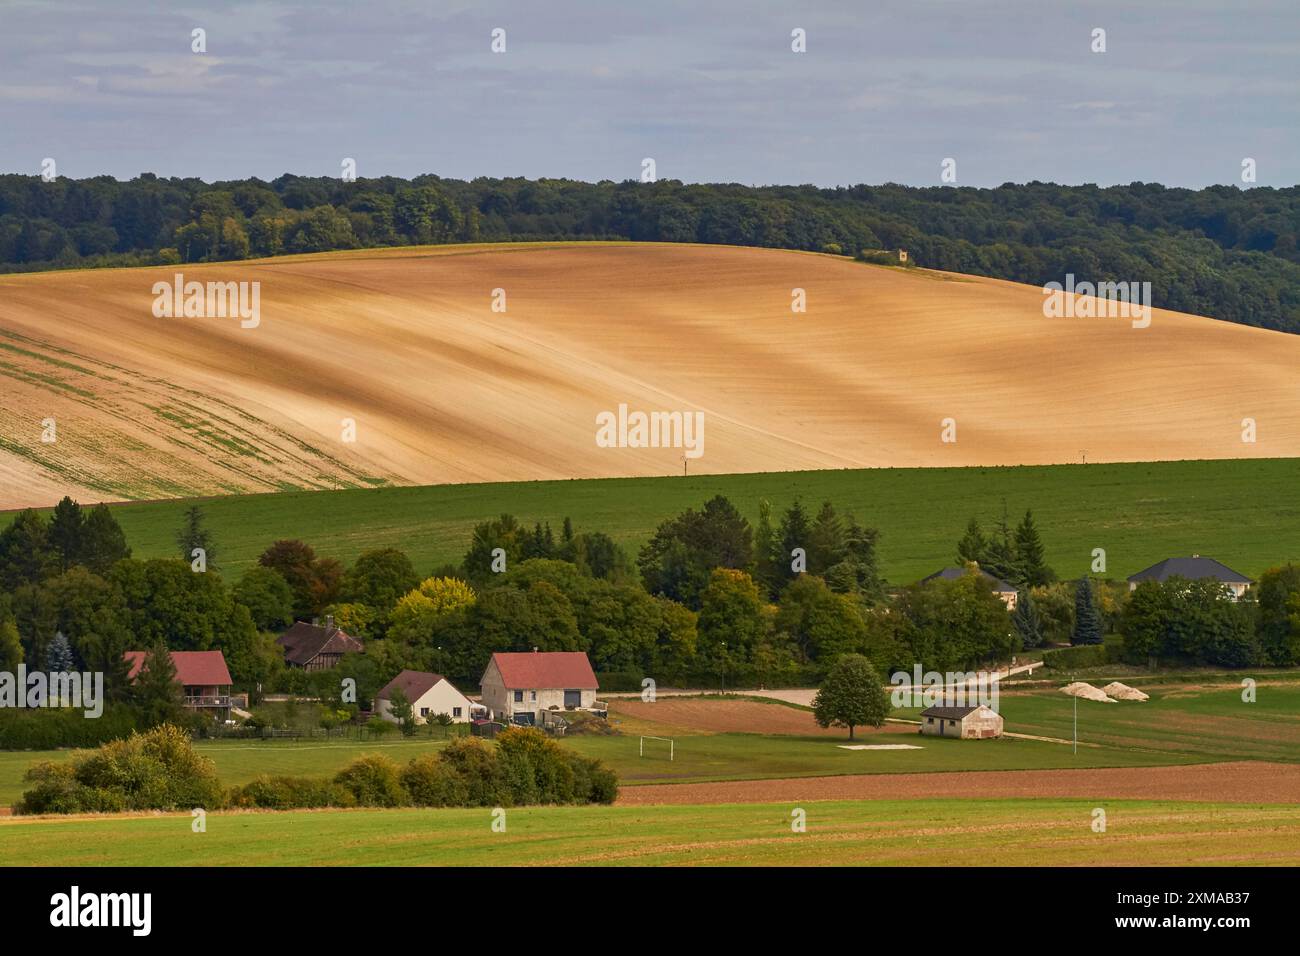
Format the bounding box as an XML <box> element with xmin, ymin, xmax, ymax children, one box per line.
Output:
<box><xmin>1073</xmin><ymin>677</ymin><xmax>1078</xmax><ymax>755</ymax></box>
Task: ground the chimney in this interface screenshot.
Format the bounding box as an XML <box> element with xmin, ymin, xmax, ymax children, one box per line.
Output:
<box><xmin>326</xmin><ymin>614</ymin><xmax>335</xmax><ymax>631</ymax></box>
<box><xmin>533</xmin><ymin>647</ymin><xmax>539</xmax><ymax>653</ymax></box>
<box><xmin>311</xmin><ymin>616</ymin><xmax>319</xmax><ymax>627</ymax></box>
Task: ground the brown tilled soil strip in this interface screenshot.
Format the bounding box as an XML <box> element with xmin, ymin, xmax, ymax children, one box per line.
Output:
<box><xmin>615</xmin><ymin>761</ymin><xmax>1300</xmax><ymax>806</ymax></box>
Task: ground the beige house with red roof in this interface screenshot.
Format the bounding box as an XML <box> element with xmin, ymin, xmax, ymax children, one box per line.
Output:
<box><xmin>124</xmin><ymin>649</ymin><xmax>233</xmax><ymax>721</ymax></box>
<box><xmin>479</xmin><ymin>651</ymin><xmax>600</xmax><ymax>726</ymax></box>
<box><xmin>376</xmin><ymin>669</ymin><xmax>474</xmax><ymax>725</ymax></box>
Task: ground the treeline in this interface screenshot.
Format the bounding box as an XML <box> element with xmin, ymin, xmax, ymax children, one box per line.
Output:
<box><xmin>16</xmin><ymin>723</ymin><xmax>616</xmax><ymax>814</ymax></box>
<box><xmin>4</xmin><ymin>492</ymin><xmax>1299</xmax><ymax>750</ymax></box>
<box><xmin>2</xmin><ymin>173</ymin><xmax>1298</xmax><ymax>333</ymax></box>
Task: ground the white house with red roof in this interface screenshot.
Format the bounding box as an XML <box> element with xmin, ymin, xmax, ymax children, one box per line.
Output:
<box><xmin>375</xmin><ymin>669</ymin><xmax>474</xmax><ymax>725</ymax></box>
<box><xmin>479</xmin><ymin>651</ymin><xmax>601</xmax><ymax>726</ymax></box>
<box><xmin>123</xmin><ymin>649</ymin><xmax>233</xmax><ymax>721</ymax></box>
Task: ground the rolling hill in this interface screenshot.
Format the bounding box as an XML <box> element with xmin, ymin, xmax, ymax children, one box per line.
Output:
<box><xmin>2</xmin><ymin>241</ymin><xmax>1299</xmax><ymax>510</ymax></box>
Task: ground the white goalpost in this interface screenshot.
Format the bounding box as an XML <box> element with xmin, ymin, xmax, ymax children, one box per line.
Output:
<box><xmin>639</xmin><ymin>735</ymin><xmax>675</xmax><ymax>761</ymax></box>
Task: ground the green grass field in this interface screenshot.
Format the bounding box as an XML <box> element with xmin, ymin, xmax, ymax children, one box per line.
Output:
<box><xmin>2</xmin><ymin>798</ymin><xmax>1296</xmax><ymax>866</ymax></box>
<box><xmin>896</xmin><ymin>682</ymin><xmax>1300</xmax><ymax>765</ymax></box>
<box><xmin>11</xmin><ymin>457</ymin><xmax>1300</xmax><ymax>583</ymax></box>
<box><xmin>4</xmin><ymin>680</ymin><xmax>1294</xmax><ymax>808</ymax></box>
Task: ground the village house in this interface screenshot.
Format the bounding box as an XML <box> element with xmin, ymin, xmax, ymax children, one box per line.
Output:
<box><xmin>921</xmin><ymin>567</ymin><xmax>1019</xmax><ymax>609</ymax></box>
<box><xmin>919</xmin><ymin>704</ymin><xmax>1004</xmax><ymax>739</ymax></box>
<box><xmin>479</xmin><ymin>651</ymin><xmax>601</xmax><ymax>726</ymax></box>
<box><xmin>123</xmin><ymin>649</ymin><xmax>233</xmax><ymax>722</ymax></box>
<box><xmin>276</xmin><ymin>616</ymin><xmax>365</xmax><ymax>670</ymax></box>
<box><xmin>375</xmin><ymin>669</ymin><xmax>474</xmax><ymax>725</ymax></box>
<box><xmin>1127</xmin><ymin>555</ymin><xmax>1253</xmax><ymax>601</ymax></box>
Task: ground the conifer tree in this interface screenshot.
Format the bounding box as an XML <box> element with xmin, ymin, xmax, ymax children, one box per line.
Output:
<box><xmin>1072</xmin><ymin>577</ymin><xmax>1104</xmax><ymax>645</ymax></box>
<box><xmin>1012</xmin><ymin>589</ymin><xmax>1043</xmax><ymax>648</ymax></box>
<box><xmin>1014</xmin><ymin>509</ymin><xmax>1054</xmax><ymax>587</ymax></box>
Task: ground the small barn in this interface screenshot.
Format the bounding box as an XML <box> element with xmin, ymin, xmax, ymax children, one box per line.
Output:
<box><xmin>919</xmin><ymin>704</ymin><xmax>1003</xmax><ymax>739</ymax></box>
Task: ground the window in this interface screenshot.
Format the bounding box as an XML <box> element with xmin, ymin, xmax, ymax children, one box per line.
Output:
<box><xmin>513</xmin><ymin>690</ymin><xmax>523</xmax><ymax>703</ymax></box>
<box><xmin>420</xmin><ymin>707</ymin><xmax>429</xmax><ymax>716</ymax></box>
<box><xmin>530</xmin><ymin>691</ymin><xmax>537</xmax><ymax>701</ymax></box>
<box><xmin>949</xmin><ymin>720</ymin><xmax>956</xmax><ymax>726</ymax></box>
<box><xmin>453</xmin><ymin>707</ymin><xmax>462</xmax><ymax>718</ymax></box>
<box><xmin>926</xmin><ymin>717</ymin><xmax>934</xmax><ymax>724</ymax></box>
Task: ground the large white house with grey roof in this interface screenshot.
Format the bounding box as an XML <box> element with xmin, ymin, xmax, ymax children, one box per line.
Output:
<box><xmin>1126</xmin><ymin>555</ymin><xmax>1252</xmax><ymax>601</ymax></box>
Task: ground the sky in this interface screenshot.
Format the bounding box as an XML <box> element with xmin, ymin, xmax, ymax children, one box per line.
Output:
<box><xmin>1</xmin><ymin>0</ymin><xmax>1296</xmax><ymax>188</ymax></box>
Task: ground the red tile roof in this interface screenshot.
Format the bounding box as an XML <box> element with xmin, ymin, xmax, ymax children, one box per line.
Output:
<box><xmin>489</xmin><ymin>652</ymin><xmax>598</xmax><ymax>690</ymax></box>
<box><xmin>377</xmin><ymin>669</ymin><xmax>451</xmax><ymax>702</ymax></box>
<box><xmin>124</xmin><ymin>650</ymin><xmax>233</xmax><ymax>687</ymax></box>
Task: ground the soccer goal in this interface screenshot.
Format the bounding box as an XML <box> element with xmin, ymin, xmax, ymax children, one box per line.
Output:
<box><xmin>639</xmin><ymin>735</ymin><xmax>675</xmax><ymax>761</ymax></box>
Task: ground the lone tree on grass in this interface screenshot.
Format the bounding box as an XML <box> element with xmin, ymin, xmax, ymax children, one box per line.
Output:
<box><xmin>1072</xmin><ymin>577</ymin><xmax>1104</xmax><ymax>646</ymax></box>
<box><xmin>812</xmin><ymin>654</ymin><xmax>890</xmax><ymax>740</ymax></box>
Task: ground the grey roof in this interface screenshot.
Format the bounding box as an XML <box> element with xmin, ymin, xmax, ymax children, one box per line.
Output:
<box><xmin>1126</xmin><ymin>556</ymin><xmax>1252</xmax><ymax>586</ymax></box>
<box><xmin>920</xmin><ymin>705</ymin><xmax>990</xmax><ymax>719</ymax></box>
<box><xmin>921</xmin><ymin>567</ymin><xmax>1017</xmax><ymax>593</ymax></box>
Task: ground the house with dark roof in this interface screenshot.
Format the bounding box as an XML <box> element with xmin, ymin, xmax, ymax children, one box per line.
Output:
<box><xmin>921</xmin><ymin>566</ymin><xmax>1018</xmax><ymax>609</ymax></box>
<box><xmin>479</xmin><ymin>651</ymin><xmax>601</xmax><ymax>726</ymax></box>
<box><xmin>376</xmin><ymin>669</ymin><xmax>475</xmax><ymax>725</ymax></box>
<box><xmin>1127</xmin><ymin>555</ymin><xmax>1253</xmax><ymax>601</ymax></box>
<box><xmin>124</xmin><ymin>649</ymin><xmax>233</xmax><ymax>721</ymax></box>
<box><xmin>919</xmin><ymin>704</ymin><xmax>1003</xmax><ymax>739</ymax></box>
<box><xmin>276</xmin><ymin>616</ymin><xmax>365</xmax><ymax>670</ymax></box>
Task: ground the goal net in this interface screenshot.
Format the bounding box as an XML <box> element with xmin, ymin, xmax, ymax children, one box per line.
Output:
<box><xmin>639</xmin><ymin>735</ymin><xmax>675</xmax><ymax>761</ymax></box>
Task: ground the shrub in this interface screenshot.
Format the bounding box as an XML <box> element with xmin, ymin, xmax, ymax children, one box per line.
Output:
<box><xmin>333</xmin><ymin>753</ymin><xmax>407</xmax><ymax>807</ymax></box>
<box><xmin>16</xmin><ymin>724</ymin><xmax>223</xmax><ymax>814</ymax></box>
<box><xmin>437</xmin><ymin>736</ymin><xmax>505</xmax><ymax>806</ymax></box>
<box><xmin>401</xmin><ymin>754</ymin><xmax>470</xmax><ymax>807</ymax></box>
<box><xmin>228</xmin><ymin>775</ymin><xmax>355</xmax><ymax>810</ymax></box>
<box><xmin>1042</xmin><ymin>643</ymin><xmax>1114</xmax><ymax>670</ymax></box>
<box><xmin>0</xmin><ymin>705</ymin><xmax>142</xmax><ymax>750</ymax></box>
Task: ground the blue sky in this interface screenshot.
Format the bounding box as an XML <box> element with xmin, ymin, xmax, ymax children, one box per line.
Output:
<box><xmin>1</xmin><ymin>0</ymin><xmax>1296</xmax><ymax>187</ymax></box>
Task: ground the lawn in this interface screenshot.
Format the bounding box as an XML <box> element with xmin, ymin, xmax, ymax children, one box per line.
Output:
<box><xmin>896</xmin><ymin>681</ymin><xmax>1300</xmax><ymax>764</ymax></box>
<box><xmin>2</xmin><ymin>798</ymin><xmax>1296</xmax><ymax>866</ymax></box>
<box><xmin>0</xmin><ymin>718</ymin><xmax>1203</xmax><ymax>809</ymax></box>
<box><xmin>11</xmin><ymin>457</ymin><xmax>1300</xmax><ymax>584</ymax></box>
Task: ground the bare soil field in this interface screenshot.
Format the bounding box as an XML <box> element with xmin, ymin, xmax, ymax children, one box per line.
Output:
<box><xmin>607</xmin><ymin>697</ymin><xmax>915</xmax><ymax>736</ymax></box>
<box><xmin>615</xmin><ymin>760</ymin><xmax>1300</xmax><ymax>806</ymax></box>
<box><xmin>4</xmin><ymin>242</ymin><xmax>1300</xmax><ymax>508</ymax></box>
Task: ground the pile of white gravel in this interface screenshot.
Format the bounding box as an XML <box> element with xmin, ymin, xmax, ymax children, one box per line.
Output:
<box><xmin>1102</xmin><ymin>681</ymin><xmax>1150</xmax><ymax>701</ymax></box>
<box><xmin>1060</xmin><ymin>681</ymin><xmax>1117</xmax><ymax>703</ymax></box>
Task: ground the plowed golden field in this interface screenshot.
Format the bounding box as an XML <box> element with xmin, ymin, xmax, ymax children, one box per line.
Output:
<box><xmin>3</xmin><ymin>242</ymin><xmax>1298</xmax><ymax>509</ymax></box>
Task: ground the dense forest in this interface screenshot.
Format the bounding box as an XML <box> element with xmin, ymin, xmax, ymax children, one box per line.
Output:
<box><xmin>1</xmin><ymin>172</ymin><xmax>1297</xmax><ymax>333</ymax></box>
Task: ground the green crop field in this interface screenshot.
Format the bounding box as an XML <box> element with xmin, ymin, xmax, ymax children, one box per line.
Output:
<box><xmin>2</xmin><ymin>798</ymin><xmax>1297</xmax><ymax>866</ymax></box>
<box><xmin>9</xmin><ymin>457</ymin><xmax>1300</xmax><ymax>584</ymax></box>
